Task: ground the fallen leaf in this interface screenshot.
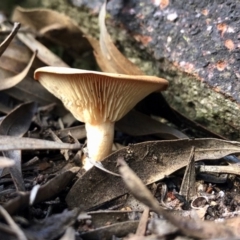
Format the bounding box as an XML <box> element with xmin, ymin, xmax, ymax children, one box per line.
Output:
<box><xmin>179</xmin><ymin>147</ymin><xmax>197</xmax><ymax>200</ymax></box>
<box><xmin>0</xmin><ymin>102</ymin><xmax>37</xmax><ymax>136</ymax></box>
<box><xmin>0</xmin><ymin>135</ymin><xmax>81</xmax><ymax>150</ymax></box>
<box><xmin>0</xmin><ymin>51</ymin><xmax>36</xmax><ymax>90</ymax></box>
<box><xmin>3</xmin><ymin>76</ymin><xmax>67</xmax><ymax>117</ymax></box>
<box><xmin>12</xmin><ymin>7</ymin><xmax>90</xmax><ymax>54</ymax></box>
<box><xmin>0</xmin><ymin>102</ymin><xmax>38</xmax><ymax>191</ymax></box>
<box><xmin>16</xmin><ymin>32</ymin><xmax>69</xmax><ymax>67</ymax></box>
<box><xmin>1</xmin><ymin>22</ymin><xmax>66</xmax><ymax>67</ymax></box>
<box><xmin>4</xmin><ymin>167</ymin><xmax>80</xmax><ymax>215</ymax></box>
<box><xmin>0</xmin><ymin>22</ymin><xmax>20</xmax><ymax>57</ymax></box>
<box><xmin>88</xmin><ymin>0</ymin><xmax>144</xmax><ymax>75</ymax></box>
<box><xmin>0</xmin><ymin>37</ymin><xmax>35</xmax><ymax>71</ymax></box>
<box><xmin>66</xmin><ymin>138</ymin><xmax>240</xmax><ymax>209</ymax></box>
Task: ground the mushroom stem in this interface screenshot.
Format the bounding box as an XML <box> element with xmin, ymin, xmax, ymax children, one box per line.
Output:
<box><xmin>85</xmin><ymin>121</ymin><xmax>114</xmax><ymax>162</ymax></box>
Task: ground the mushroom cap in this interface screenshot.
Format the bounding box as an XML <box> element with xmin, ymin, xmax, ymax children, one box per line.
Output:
<box><xmin>34</xmin><ymin>66</ymin><xmax>168</xmax><ymax>124</ymax></box>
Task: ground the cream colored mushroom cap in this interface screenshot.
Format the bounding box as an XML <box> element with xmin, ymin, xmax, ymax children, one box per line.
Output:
<box><xmin>34</xmin><ymin>66</ymin><xmax>168</xmax><ymax>124</ymax></box>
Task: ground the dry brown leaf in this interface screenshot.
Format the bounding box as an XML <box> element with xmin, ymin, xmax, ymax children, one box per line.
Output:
<box><xmin>1</xmin><ymin>21</ymin><xmax>68</xmax><ymax>67</ymax></box>
<box><xmin>179</xmin><ymin>147</ymin><xmax>197</xmax><ymax>200</ymax></box>
<box><xmin>16</xmin><ymin>32</ymin><xmax>69</xmax><ymax>67</ymax></box>
<box><xmin>1</xmin><ymin>55</ymin><xmax>31</xmax><ymax>74</ymax></box>
<box><xmin>3</xmin><ymin>76</ymin><xmax>67</xmax><ymax>116</ymax></box>
<box><xmin>0</xmin><ymin>51</ymin><xmax>36</xmax><ymax>90</ymax></box>
<box><xmin>0</xmin><ymin>135</ymin><xmax>81</xmax><ymax>150</ymax></box>
<box><xmin>0</xmin><ymin>102</ymin><xmax>38</xmax><ymax>191</ymax></box>
<box><xmin>88</xmin><ymin>1</ymin><xmax>144</xmax><ymax>75</ymax></box>
<box><xmin>66</xmin><ymin>138</ymin><xmax>240</xmax><ymax>209</ymax></box>
<box><xmin>0</xmin><ymin>36</ymin><xmax>42</xmax><ymax>73</ymax></box>
<box><xmin>12</xmin><ymin>7</ymin><xmax>90</xmax><ymax>54</ymax></box>
<box><xmin>0</xmin><ymin>22</ymin><xmax>20</xmax><ymax>57</ymax></box>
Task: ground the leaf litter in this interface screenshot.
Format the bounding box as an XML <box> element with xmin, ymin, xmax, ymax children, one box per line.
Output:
<box><xmin>0</xmin><ymin>22</ymin><xmax>20</xmax><ymax>57</ymax></box>
<box><xmin>0</xmin><ymin>102</ymin><xmax>38</xmax><ymax>191</ymax></box>
<box><xmin>0</xmin><ymin>1</ymin><xmax>239</xmax><ymax>239</ymax></box>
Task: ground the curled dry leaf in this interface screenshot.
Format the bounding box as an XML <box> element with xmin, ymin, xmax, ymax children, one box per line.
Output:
<box><xmin>66</xmin><ymin>138</ymin><xmax>240</xmax><ymax>209</ymax></box>
<box><xmin>1</xmin><ymin>14</ymin><xmax>68</xmax><ymax>67</ymax></box>
<box><xmin>0</xmin><ymin>51</ymin><xmax>37</xmax><ymax>91</ymax></box>
<box><xmin>0</xmin><ymin>30</ymin><xmax>66</xmax><ymax>116</ymax></box>
<box><xmin>1</xmin><ymin>21</ymin><xmax>68</xmax><ymax>67</ymax></box>
<box><xmin>0</xmin><ymin>102</ymin><xmax>37</xmax><ymax>136</ymax></box>
<box><xmin>0</xmin><ymin>102</ymin><xmax>38</xmax><ymax>191</ymax></box>
<box><xmin>0</xmin><ymin>36</ymin><xmax>35</xmax><ymax>72</ymax></box>
<box><xmin>3</xmin><ymin>77</ymin><xmax>67</xmax><ymax>117</ymax></box>
<box><xmin>179</xmin><ymin>147</ymin><xmax>197</xmax><ymax>200</ymax></box>
<box><xmin>88</xmin><ymin>0</ymin><xmax>144</xmax><ymax>75</ymax></box>
<box><xmin>16</xmin><ymin>32</ymin><xmax>69</xmax><ymax>67</ymax></box>
<box><xmin>12</xmin><ymin>7</ymin><xmax>90</xmax><ymax>54</ymax></box>
<box><xmin>0</xmin><ymin>22</ymin><xmax>20</xmax><ymax>57</ymax></box>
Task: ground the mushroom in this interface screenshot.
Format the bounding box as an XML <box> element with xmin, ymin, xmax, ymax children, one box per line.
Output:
<box><xmin>34</xmin><ymin>67</ymin><xmax>168</xmax><ymax>168</ymax></box>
